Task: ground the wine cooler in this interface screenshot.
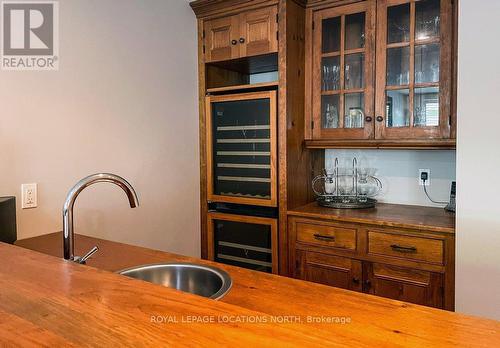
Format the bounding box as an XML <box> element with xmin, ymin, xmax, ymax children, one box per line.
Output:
<box><xmin>205</xmin><ymin>89</ymin><xmax>279</xmax><ymax>274</ymax></box>
<box><xmin>205</xmin><ymin>90</ymin><xmax>277</xmax><ymax>207</ymax></box>
<box><xmin>207</xmin><ymin>208</ymin><xmax>278</xmax><ymax>274</ymax></box>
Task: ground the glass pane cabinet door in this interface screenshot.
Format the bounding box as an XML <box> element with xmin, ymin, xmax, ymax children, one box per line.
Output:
<box><xmin>312</xmin><ymin>1</ymin><xmax>376</xmax><ymax>140</ymax></box>
<box><xmin>375</xmin><ymin>0</ymin><xmax>452</xmax><ymax>139</ymax></box>
<box><xmin>206</xmin><ymin>91</ymin><xmax>277</xmax><ymax>207</ymax></box>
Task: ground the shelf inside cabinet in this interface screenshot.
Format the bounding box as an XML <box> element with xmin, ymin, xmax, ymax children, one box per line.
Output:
<box><xmin>207</xmin><ymin>81</ymin><xmax>278</xmax><ymax>94</ymax></box>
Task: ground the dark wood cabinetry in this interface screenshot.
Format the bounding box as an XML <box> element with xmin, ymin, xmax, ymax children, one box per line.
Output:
<box><xmin>305</xmin><ymin>0</ymin><xmax>457</xmax><ymax>148</ymax></box>
<box><xmin>288</xmin><ymin>203</ymin><xmax>455</xmax><ymax>310</ymax></box>
<box><xmin>203</xmin><ymin>6</ymin><xmax>278</xmax><ymax>63</ymax></box>
<box><xmin>365</xmin><ymin>262</ymin><xmax>444</xmax><ymax>308</ymax></box>
<box><xmin>191</xmin><ymin>2</ymin><xmax>457</xmax><ymax>304</ymax></box>
<box><xmin>296</xmin><ymin>250</ymin><xmax>363</xmax><ymax>291</ymax></box>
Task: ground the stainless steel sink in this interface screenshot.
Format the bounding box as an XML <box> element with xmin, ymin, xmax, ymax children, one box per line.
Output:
<box><xmin>117</xmin><ymin>263</ymin><xmax>232</xmax><ymax>300</ymax></box>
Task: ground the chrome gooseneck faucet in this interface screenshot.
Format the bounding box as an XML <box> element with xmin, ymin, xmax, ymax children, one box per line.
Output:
<box><xmin>63</xmin><ymin>173</ymin><xmax>139</xmax><ymax>263</ymax></box>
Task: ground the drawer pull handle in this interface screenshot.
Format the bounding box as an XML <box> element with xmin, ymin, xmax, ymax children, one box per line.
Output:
<box><xmin>313</xmin><ymin>234</ymin><xmax>335</xmax><ymax>242</ymax></box>
<box><xmin>390</xmin><ymin>244</ymin><xmax>417</xmax><ymax>253</ymax></box>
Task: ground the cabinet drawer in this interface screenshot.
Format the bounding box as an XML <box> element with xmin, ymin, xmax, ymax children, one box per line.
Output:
<box><xmin>296</xmin><ymin>222</ymin><xmax>357</xmax><ymax>250</ymax></box>
<box><xmin>368</xmin><ymin>231</ymin><xmax>444</xmax><ymax>265</ymax></box>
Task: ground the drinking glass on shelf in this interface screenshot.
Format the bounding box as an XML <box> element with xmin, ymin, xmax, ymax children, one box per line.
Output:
<box><xmin>324</xmin><ymin>103</ymin><xmax>339</xmax><ymax>128</ymax></box>
<box><xmin>322</xmin><ymin>63</ymin><xmax>340</xmax><ymax>91</ymax></box>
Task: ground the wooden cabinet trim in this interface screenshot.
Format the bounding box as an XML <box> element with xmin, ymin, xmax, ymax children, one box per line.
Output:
<box><xmin>192</xmin><ymin>0</ymin><xmax>279</xmax><ymax>20</ymax></box>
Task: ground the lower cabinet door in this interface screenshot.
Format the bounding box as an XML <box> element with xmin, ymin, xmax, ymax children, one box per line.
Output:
<box><xmin>364</xmin><ymin>262</ymin><xmax>444</xmax><ymax>309</ymax></box>
<box><xmin>296</xmin><ymin>251</ymin><xmax>363</xmax><ymax>292</ymax></box>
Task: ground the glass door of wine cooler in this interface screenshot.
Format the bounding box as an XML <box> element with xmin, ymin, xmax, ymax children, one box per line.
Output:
<box><xmin>206</xmin><ymin>91</ymin><xmax>277</xmax><ymax>207</ymax></box>
<box><xmin>207</xmin><ymin>212</ymin><xmax>278</xmax><ymax>274</ymax></box>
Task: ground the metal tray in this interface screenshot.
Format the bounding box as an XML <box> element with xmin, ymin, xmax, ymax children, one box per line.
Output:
<box><xmin>316</xmin><ymin>196</ymin><xmax>377</xmax><ymax>209</ymax></box>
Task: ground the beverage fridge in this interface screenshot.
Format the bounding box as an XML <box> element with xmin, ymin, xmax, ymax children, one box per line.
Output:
<box><xmin>205</xmin><ymin>89</ymin><xmax>279</xmax><ymax>273</ymax></box>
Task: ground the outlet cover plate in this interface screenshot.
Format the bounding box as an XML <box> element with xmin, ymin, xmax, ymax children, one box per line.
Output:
<box><xmin>22</xmin><ymin>183</ymin><xmax>37</xmax><ymax>209</ymax></box>
<box><xmin>419</xmin><ymin>169</ymin><xmax>430</xmax><ymax>186</ymax></box>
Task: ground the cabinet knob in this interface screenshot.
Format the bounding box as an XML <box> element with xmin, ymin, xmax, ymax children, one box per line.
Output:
<box><xmin>352</xmin><ymin>277</ymin><xmax>360</xmax><ymax>284</ymax></box>
<box><xmin>365</xmin><ymin>116</ymin><xmax>373</xmax><ymax>122</ymax></box>
<box><xmin>239</xmin><ymin>37</ymin><xmax>245</xmax><ymax>44</ymax></box>
<box><xmin>231</xmin><ymin>39</ymin><xmax>237</xmax><ymax>45</ymax></box>
<box><xmin>376</xmin><ymin>116</ymin><xmax>384</xmax><ymax>122</ymax></box>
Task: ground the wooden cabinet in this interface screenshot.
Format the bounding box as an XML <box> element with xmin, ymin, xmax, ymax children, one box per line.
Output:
<box><xmin>204</xmin><ymin>6</ymin><xmax>278</xmax><ymax>63</ymax></box>
<box><xmin>239</xmin><ymin>6</ymin><xmax>279</xmax><ymax>58</ymax></box>
<box><xmin>305</xmin><ymin>0</ymin><xmax>456</xmax><ymax>146</ymax></box>
<box><xmin>365</xmin><ymin>263</ymin><xmax>444</xmax><ymax>308</ymax></box>
<box><xmin>296</xmin><ymin>251</ymin><xmax>363</xmax><ymax>292</ymax></box>
<box><xmin>288</xmin><ymin>213</ymin><xmax>454</xmax><ymax>310</ymax></box>
<box><xmin>310</xmin><ymin>1</ymin><xmax>376</xmax><ymax>140</ymax></box>
<box><xmin>204</xmin><ymin>15</ymin><xmax>241</xmax><ymax>62</ymax></box>
<box><xmin>374</xmin><ymin>0</ymin><xmax>453</xmax><ymax>140</ymax></box>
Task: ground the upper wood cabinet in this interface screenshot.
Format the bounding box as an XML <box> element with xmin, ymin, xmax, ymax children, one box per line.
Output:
<box><xmin>306</xmin><ymin>0</ymin><xmax>456</xmax><ymax>144</ymax></box>
<box><xmin>204</xmin><ymin>15</ymin><xmax>241</xmax><ymax>62</ymax></box>
<box><xmin>311</xmin><ymin>1</ymin><xmax>376</xmax><ymax>140</ymax></box>
<box><xmin>203</xmin><ymin>6</ymin><xmax>278</xmax><ymax>63</ymax></box>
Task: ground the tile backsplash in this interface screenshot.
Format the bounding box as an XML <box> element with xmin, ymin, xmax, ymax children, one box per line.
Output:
<box><xmin>325</xmin><ymin>149</ymin><xmax>456</xmax><ymax>207</ymax></box>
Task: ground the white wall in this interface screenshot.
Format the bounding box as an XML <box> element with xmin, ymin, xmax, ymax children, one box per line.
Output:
<box><xmin>0</xmin><ymin>0</ymin><xmax>201</xmax><ymax>257</ymax></box>
<box><xmin>456</xmin><ymin>0</ymin><xmax>500</xmax><ymax>320</ymax></box>
<box><xmin>325</xmin><ymin>150</ymin><xmax>456</xmax><ymax>207</ymax></box>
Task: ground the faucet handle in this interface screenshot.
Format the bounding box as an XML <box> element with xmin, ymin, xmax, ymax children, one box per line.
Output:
<box><xmin>77</xmin><ymin>246</ymin><xmax>99</xmax><ymax>264</ymax></box>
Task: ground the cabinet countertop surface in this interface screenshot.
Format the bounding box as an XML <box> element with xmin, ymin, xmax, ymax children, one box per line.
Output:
<box><xmin>288</xmin><ymin>202</ymin><xmax>456</xmax><ymax>234</ymax></box>
<box><xmin>9</xmin><ymin>232</ymin><xmax>497</xmax><ymax>347</ymax></box>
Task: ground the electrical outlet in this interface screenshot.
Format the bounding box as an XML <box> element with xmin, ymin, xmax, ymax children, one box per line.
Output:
<box><xmin>419</xmin><ymin>169</ymin><xmax>430</xmax><ymax>186</ymax></box>
<box><xmin>22</xmin><ymin>183</ymin><xmax>37</xmax><ymax>209</ymax></box>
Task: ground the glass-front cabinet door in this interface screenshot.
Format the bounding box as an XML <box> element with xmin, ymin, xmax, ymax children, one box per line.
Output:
<box><xmin>205</xmin><ymin>91</ymin><xmax>277</xmax><ymax>207</ymax></box>
<box><xmin>375</xmin><ymin>0</ymin><xmax>453</xmax><ymax>139</ymax></box>
<box><xmin>312</xmin><ymin>1</ymin><xmax>376</xmax><ymax>140</ymax></box>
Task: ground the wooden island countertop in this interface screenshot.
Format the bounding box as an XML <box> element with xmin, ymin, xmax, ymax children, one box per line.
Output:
<box><xmin>8</xmin><ymin>232</ymin><xmax>499</xmax><ymax>347</ymax></box>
